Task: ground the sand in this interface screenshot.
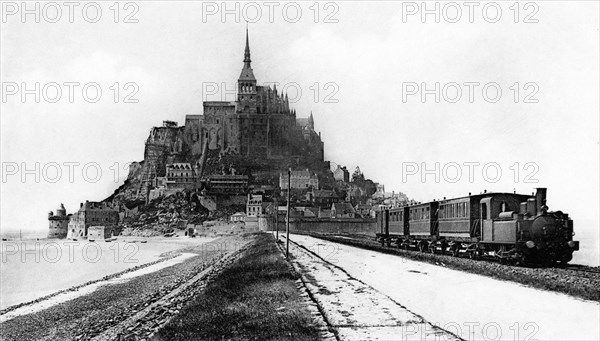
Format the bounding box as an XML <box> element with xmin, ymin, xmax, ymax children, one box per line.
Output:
<box><xmin>0</xmin><ymin>236</ymin><xmax>216</xmax><ymax>310</ymax></box>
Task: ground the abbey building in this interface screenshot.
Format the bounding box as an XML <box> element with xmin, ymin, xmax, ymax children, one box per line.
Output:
<box><xmin>182</xmin><ymin>29</ymin><xmax>324</xmax><ymax>161</ymax></box>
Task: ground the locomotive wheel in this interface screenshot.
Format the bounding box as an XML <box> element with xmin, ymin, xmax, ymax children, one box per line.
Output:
<box><xmin>514</xmin><ymin>257</ymin><xmax>525</xmax><ymax>267</ymax></box>
<box><xmin>419</xmin><ymin>243</ymin><xmax>426</xmax><ymax>253</ymax></box>
<box><xmin>469</xmin><ymin>250</ymin><xmax>480</xmax><ymax>260</ymax></box>
<box><xmin>430</xmin><ymin>246</ymin><xmax>436</xmax><ymax>254</ymax></box>
<box><xmin>403</xmin><ymin>243</ymin><xmax>410</xmax><ymax>251</ymax></box>
<box><xmin>440</xmin><ymin>242</ymin><xmax>448</xmax><ymax>255</ymax></box>
<box><xmin>452</xmin><ymin>247</ymin><xmax>460</xmax><ymax>257</ymax></box>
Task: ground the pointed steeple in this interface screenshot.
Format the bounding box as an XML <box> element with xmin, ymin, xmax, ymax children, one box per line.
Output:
<box><xmin>238</xmin><ymin>25</ymin><xmax>256</xmax><ymax>83</ymax></box>
<box><xmin>243</xmin><ymin>24</ymin><xmax>251</xmax><ymax>67</ymax></box>
<box><xmin>308</xmin><ymin>111</ymin><xmax>314</xmax><ymax>129</ymax></box>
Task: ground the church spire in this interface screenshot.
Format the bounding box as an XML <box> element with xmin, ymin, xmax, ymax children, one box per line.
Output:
<box><xmin>237</xmin><ymin>26</ymin><xmax>257</xmax><ymax>113</ymax></box>
<box><xmin>244</xmin><ymin>24</ymin><xmax>251</xmax><ymax>67</ymax></box>
<box><xmin>238</xmin><ymin>26</ymin><xmax>256</xmax><ymax>83</ymax></box>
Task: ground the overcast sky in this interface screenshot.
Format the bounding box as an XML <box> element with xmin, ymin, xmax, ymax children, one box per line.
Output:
<box><xmin>1</xmin><ymin>1</ymin><xmax>598</xmax><ymax>262</ymax></box>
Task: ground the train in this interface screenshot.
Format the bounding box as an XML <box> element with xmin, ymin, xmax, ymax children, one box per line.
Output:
<box><xmin>375</xmin><ymin>188</ymin><xmax>579</xmax><ymax>265</ymax></box>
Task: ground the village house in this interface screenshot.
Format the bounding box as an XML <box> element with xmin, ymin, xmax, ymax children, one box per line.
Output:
<box><xmin>347</xmin><ymin>186</ymin><xmax>369</xmax><ymax>205</ymax></box>
<box><xmin>165</xmin><ymin>163</ymin><xmax>197</xmax><ymax>189</ymax></box>
<box><xmin>230</xmin><ymin>212</ymin><xmax>246</xmax><ymax>222</ymax></box>
<box><xmin>67</xmin><ymin>201</ymin><xmax>119</xmax><ymax>239</ymax></box>
<box><xmin>331</xmin><ymin>202</ymin><xmax>356</xmax><ymax>219</ymax></box>
<box><xmin>333</xmin><ymin>165</ymin><xmax>349</xmax><ymax>183</ymax></box>
<box><xmin>354</xmin><ymin>204</ymin><xmax>372</xmax><ymax>218</ymax></box>
<box><xmin>246</xmin><ymin>194</ymin><xmax>263</xmax><ymax>217</ymax></box>
<box><xmin>279</xmin><ymin>169</ymin><xmax>319</xmax><ymax>190</ymax></box>
<box><xmin>207</xmin><ymin>174</ymin><xmax>249</xmax><ymax>195</ymax></box>
<box><xmin>307</xmin><ymin>189</ymin><xmax>340</xmax><ymax>208</ymax></box>
<box><xmin>87</xmin><ymin>226</ymin><xmax>119</xmax><ymax>241</ymax></box>
<box><xmin>318</xmin><ymin>208</ymin><xmax>332</xmax><ymax>218</ymax></box>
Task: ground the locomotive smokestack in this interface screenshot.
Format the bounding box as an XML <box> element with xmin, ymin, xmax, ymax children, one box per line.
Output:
<box><xmin>535</xmin><ymin>188</ymin><xmax>547</xmax><ymax>215</ymax></box>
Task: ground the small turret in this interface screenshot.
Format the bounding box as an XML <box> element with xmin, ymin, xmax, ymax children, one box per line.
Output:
<box><xmin>57</xmin><ymin>203</ymin><xmax>66</xmax><ymax>217</ymax></box>
<box><xmin>284</xmin><ymin>93</ymin><xmax>290</xmax><ymax>112</ymax></box>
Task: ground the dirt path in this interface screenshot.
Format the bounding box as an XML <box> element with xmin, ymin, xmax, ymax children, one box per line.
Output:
<box><xmin>282</xmin><ymin>235</ymin><xmax>461</xmax><ymax>341</ymax></box>
<box><xmin>285</xmin><ymin>233</ymin><xmax>600</xmax><ymax>341</ymax></box>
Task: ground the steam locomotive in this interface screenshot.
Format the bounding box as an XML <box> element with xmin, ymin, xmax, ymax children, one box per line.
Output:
<box><xmin>376</xmin><ymin>188</ymin><xmax>579</xmax><ymax>265</ymax></box>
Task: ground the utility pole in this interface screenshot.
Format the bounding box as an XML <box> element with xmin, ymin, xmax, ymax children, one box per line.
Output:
<box><xmin>286</xmin><ymin>168</ymin><xmax>291</xmax><ymax>259</ymax></box>
<box><xmin>275</xmin><ymin>199</ymin><xmax>279</xmax><ymax>240</ymax></box>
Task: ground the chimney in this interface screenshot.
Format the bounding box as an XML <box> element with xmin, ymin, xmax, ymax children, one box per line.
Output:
<box><xmin>535</xmin><ymin>188</ymin><xmax>547</xmax><ymax>215</ymax></box>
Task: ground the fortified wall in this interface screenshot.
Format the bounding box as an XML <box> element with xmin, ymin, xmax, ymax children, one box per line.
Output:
<box><xmin>266</xmin><ymin>217</ymin><xmax>376</xmax><ymax>236</ymax></box>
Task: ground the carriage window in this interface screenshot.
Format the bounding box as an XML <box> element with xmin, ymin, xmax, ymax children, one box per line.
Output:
<box><xmin>482</xmin><ymin>203</ymin><xmax>488</xmax><ymax>219</ymax></box>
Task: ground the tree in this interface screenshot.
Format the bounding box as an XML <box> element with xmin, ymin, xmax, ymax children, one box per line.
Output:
<box><xmin>351</xmin><ymin>166</ymin><xmax>365</xmax><ymax>183</ymax></box>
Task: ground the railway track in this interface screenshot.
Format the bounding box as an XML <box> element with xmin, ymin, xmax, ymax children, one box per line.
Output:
<box><xmin>566</xmin><ymin>265</ymin><xmax>600</xmax><ymax>274</ymax></box>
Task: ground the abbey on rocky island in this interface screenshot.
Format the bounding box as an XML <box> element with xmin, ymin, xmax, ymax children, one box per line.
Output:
<box><xmin>141</xmin><ymin>29</ymin><xmax>325</xmax><ymax>183</ymax></box>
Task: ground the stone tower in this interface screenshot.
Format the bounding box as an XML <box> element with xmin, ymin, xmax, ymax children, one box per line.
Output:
<box><xmin>48</xmin><ymin>203</ymin><xmax>69</xmax><ymax>239</ymax></box>
<box><xmin>238</xmin><ymin>27</ymin><xmax>257</xmax><ymax>113</ymax></box>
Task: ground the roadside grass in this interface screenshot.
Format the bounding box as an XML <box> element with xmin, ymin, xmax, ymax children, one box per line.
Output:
<box><xmin>156</xmin><ymin>233</ymin><xmax>321</xmax><ymax>341</ymax></box>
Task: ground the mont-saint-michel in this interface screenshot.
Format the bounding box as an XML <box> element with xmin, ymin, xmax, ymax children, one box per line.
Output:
<box><xmin>1</xmin><ymin>2</ymin><xmax>599</xmax><ymax>341</ymax></box>
<box><xmin>47</xmin><ymin>28</ymin><xmax>377</xmax><ymax>243</ymax></box>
